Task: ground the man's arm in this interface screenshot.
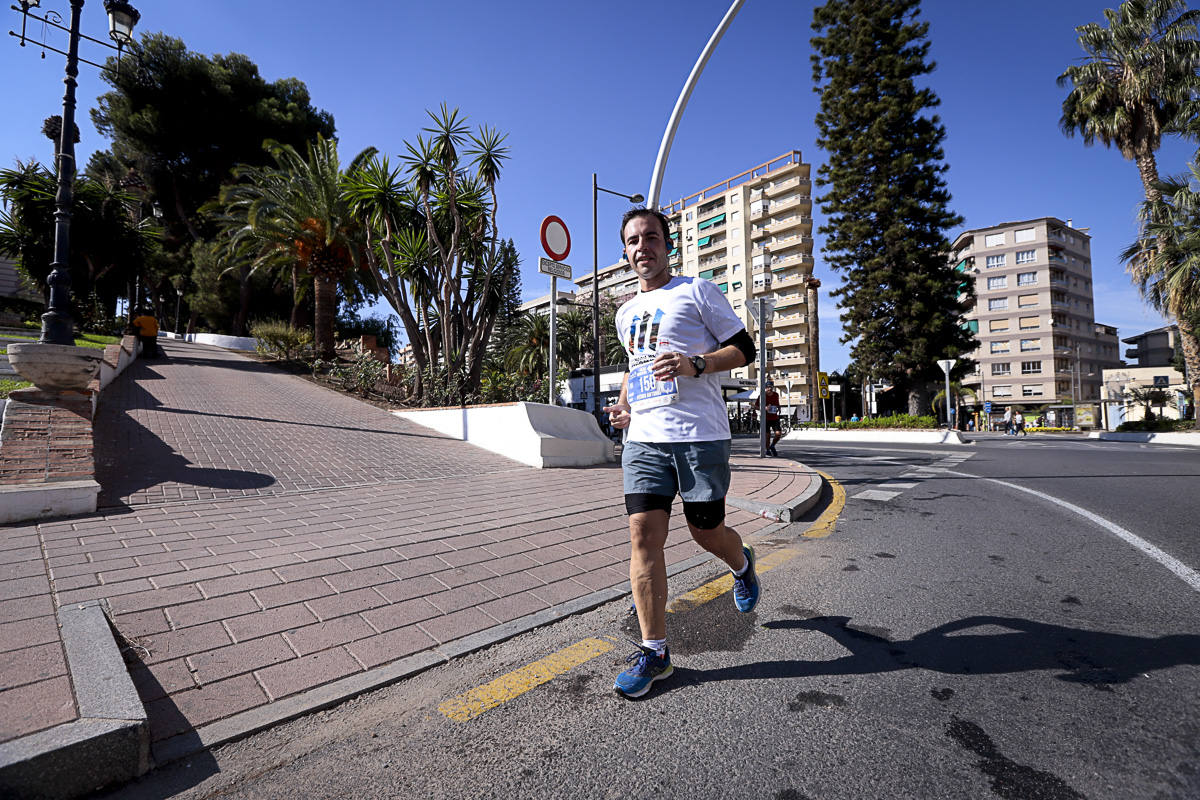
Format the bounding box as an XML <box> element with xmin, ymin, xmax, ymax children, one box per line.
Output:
<box><xmin>651</xmin><ymin>329</ymin><xmax>753</xmax><ymax>380</ymax></box>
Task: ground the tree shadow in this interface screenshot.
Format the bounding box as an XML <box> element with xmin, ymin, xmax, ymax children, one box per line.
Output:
<box><xmin>684</xmin><ymin>614</ymin><xmax>1200</xmax><ymax>688</ymax></box>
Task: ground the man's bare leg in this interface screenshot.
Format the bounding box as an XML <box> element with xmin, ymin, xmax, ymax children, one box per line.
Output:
<box><xmin>688</xmin><ymin>521</ymin><xmax>746</xmax><ymax>570</ymax></box>
<box><xmin>628</xmin><ymin>510</ymin><xmax>670</xmax><ymax>641</ymax></box>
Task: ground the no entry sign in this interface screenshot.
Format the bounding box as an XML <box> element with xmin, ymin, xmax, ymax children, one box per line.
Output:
<box><xmin>540</xmin><ymin>215</ymin><xmax>571</xmax><ymax>262</ymax></box>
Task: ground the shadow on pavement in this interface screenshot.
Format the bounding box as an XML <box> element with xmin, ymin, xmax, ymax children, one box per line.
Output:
<box><xmin>148</xmin><ymin>405</ymin><xmax>449</xmax><ymax>440</ymax></box>
<box><xmin>95</xmin><ymin>366</ymin><xmax>276</xmax><ymax>509</ymax></box>
<box><xmin>686</xmin><ymin>614</ymin><xmax>1200</xmax><ymax>686</ymax></box>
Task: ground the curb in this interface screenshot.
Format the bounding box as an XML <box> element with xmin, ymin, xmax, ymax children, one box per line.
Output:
<box><xmin>147</xmin><ymin>472</ymin><xmax>826</xmax><ymax>768</ymax></box>
<box><xmin>782</xmin><ymin>429</ymin><xmax>970</xmax><ymax>445</ymax></box>
<box><xmin>0</xmin><ymin>600</ymin><xmax>149</xmax><ymax>800</ymax></box>
<box><xmin>726</xmin><ymin>461</ymin><xmax>825</xmax><ymax>523</ymax></box>
<box><xmin>1089</xmin><ymin>431</ymin><xmax>1200</xmax><ymax>447</ymax></box>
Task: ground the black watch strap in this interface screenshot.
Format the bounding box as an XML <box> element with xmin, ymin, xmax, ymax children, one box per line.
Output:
<box><xmin>690</xmin><ymin>355</ymin><xmax>706</xmax><ymax>375</ymax></box>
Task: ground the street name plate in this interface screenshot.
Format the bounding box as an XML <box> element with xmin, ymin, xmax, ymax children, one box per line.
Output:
<box><xmin>538</xmin><ymin>257</ymin><xmax>572</xmax><ymax>279</ymax></box>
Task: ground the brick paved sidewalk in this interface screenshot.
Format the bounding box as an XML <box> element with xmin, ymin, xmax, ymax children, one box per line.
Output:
<box><xmin>0</xmin><ymin>339</ymin><xmax>815</xmax><ymax>764</ymax></box>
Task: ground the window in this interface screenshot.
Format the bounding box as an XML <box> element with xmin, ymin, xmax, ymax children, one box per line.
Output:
<box><xmin>992</xmin><ymin>385</ymin><xmax>1013</xmax><ymax>397</ymax></box>
<box><xmin>732</xmin><ymin>281</ymin><xmax>742</xmax><ymax>290</ymax></box>
<box><xmin>988</xmin><ymin>298</ymin><xmax>1009</xmax><ymax>311</ymax></box>
<box><xmin>1022</xmin><ymin>385</ymin><xmax>1044</xmax><ymax>397</ymax></box>
<box><xmin>989</xmin><ymin>319</ymin><xmax>1010</xmax><ymax>332</ymax></box>
<box><xmin>964</xmin><ymin>319</ymin><xmax>979</xmax><ymax>333</ymax></box>
<box><xmin>985</xmin><ymin>233</ymin><xmax>1006</xmax><ymax>247</ymax></box>
<box><xmin>1014</xmin><ymin>228</ymin><xmax>1036</xmax><ymax>243</ymax></box>
<box><xmin>1018</xmin><ymin>294</ymin><xmax>1039</xmax><ymax>308</ymax></box>
<box><xmin>1017</xmin><ymin>271</ymin><xmax>1037</xmax><ymax>286</ymax></box>
<box><xmin>1018</xmin><ymin>316</ymin><xmax>1039</xmax><ymax>330</ymax></box>
<box><xmin>731</xmin><ymin>210</ymin><xmax>739</xmax><ymax>221</ymax></box>
<box><xmin>732</xmin><ymin>263</ymin><xmax>742</xmax><ymax>273</ymax></box>
<box><xmin>987</xmin><ymin>276</ymin><xmax>1007</xmax><ymax>290</ymax></box>
<box><xmin>1016</xmin><ymin>249</ymin><xmax>1036</xmax><ymax>264</ymax></box>
<box><xmin>685</xmin><ymin>211</ymin><xmax>693</xmax><ymax>221</ymax></box>
<box><xmin>1020</xmin><ymin>360</ymin><xmax>1042</xmax><ymax>374</ymax></box>
<box><xmin>986</xmin><ymin>254</ymin><xmax>1006</xmax><ymax>269</ymax></box>
<box><xmin>990</xmin><ymin>340</ymin><xmax>1010</xmax><ymax>353</ymax></box>
<box><xmin>992</xmin><ymin>363</ymin><xmax>1011</xmax><ymax>376</ymax></box>
<box><xmin>687</xmin><ymin>244</ymin><xmax>695</xmax><ymax>253</ymax></box>
<box><xmin>1020</xmin><ymin>338</ymin><xmax>1041</xmax><ymax>352</ymax></box>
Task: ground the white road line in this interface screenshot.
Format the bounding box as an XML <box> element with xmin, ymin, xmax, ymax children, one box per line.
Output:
<box><xmin>853</xmin><ymin>489</ymin><xmax>901</xmax><ymax>502</ymax></box>
<box><xmin>942</xmin><ymin>469</ymin><xmax>1200</xmax><ymax>593</ymax></box>
<box><xmin>879</xmin><ymin>482</ymin><xmax>918</xmax><ymax>489</ymax></box>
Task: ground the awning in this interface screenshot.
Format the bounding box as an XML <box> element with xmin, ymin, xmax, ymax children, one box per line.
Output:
<box><xmin>698</xmin><ymin>213</ymin><xmax>727</xmax><ymax>230</ymax></box>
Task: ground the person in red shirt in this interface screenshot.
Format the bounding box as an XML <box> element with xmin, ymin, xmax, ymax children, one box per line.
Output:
<box><xmin>751</xmin><ymin>380</ymin><xmax>783</xmax><ymax>456</ymax></box>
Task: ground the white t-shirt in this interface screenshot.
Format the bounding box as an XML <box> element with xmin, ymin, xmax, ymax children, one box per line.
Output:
<box><xmin>616</xmin><ymin>275</ymin><xmax>746</xmax><ymax>443</ymax></box>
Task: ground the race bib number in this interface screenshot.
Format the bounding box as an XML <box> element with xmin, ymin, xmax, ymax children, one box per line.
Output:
<box><xmin>767</xmin><ymin>405</ymin><xmax>780</xmax><ymax>415</ymax></box>
<box><xmin>627</xmin><ymin>352</ymin><xmax>678</xmax><ymax>411</ymax></box>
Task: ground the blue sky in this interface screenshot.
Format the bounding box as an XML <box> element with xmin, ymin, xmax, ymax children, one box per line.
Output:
<box><xmin>2</xmin><ymin>0</ymin><xmax>1195</xmax><ymax>371</ymax></box>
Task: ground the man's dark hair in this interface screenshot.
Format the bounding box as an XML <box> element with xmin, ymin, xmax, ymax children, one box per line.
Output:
<box><xmin>619</xmin><ymin>207</ymin><xmax>672</xmax><ymax>249</ymax></box>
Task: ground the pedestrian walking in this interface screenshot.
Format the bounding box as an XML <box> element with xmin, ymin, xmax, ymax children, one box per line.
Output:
<box><xmin>751</xmin><ymin>380</ymin><xmax>784</xmax><ymax>456</ymax></box>
<box><xmin>1002</xmin><ymin>406</ymin><xmax>1013</xmax><ymax>435</ymax></box>
<box><xmin>603</xmin><ymin>208</ymin><xmax>760</xmax><ymax>699</ymax></box>
<box><xmin>131</xmin><ymin>308</ymin><xmax>160</xmax><ymax>358</ymax></box>
<box><xmin>1014</xmin><ymin>411</ymin><xmax>1027</xmax><ymax>436</ymax></box>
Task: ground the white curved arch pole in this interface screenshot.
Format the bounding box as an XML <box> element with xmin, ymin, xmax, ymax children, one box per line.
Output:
<box><xmin>647</xmin><ymin>0</ymin><xmax>746</xmax><ymax>210</ymax></box>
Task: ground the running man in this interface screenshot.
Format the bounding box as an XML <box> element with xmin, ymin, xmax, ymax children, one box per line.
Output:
<box><xmin>603</xmin><ymin>208</ymin><xmax>761</xmax><ymax>698</ymax></box>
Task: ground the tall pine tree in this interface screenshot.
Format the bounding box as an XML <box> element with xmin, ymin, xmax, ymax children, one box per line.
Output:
<box><xmin>811</xmin><ymin>0</ymin><xmax>974</xmax><ymax>414</ymax></box>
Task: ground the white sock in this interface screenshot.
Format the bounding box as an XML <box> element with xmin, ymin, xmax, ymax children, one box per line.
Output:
<box><xmin>733</xmin><ymin>556</ymin><xmax>749</xmax><ymax>577</ymax></box>
<box><xmin>642</xmin><ymin>638</ymin><xmax>667</xmax><ymax>655</ymax></box>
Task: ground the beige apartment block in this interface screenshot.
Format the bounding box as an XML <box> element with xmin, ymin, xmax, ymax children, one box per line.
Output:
<box><xmin>951</xmin><ymin>217</ymin><xmax>1122</xmax><ymax>425</ymax></box>
<box><xmin>576</xmin><ymin>150</ymin><xmax>819</xmax><ymax>418</ymax></box>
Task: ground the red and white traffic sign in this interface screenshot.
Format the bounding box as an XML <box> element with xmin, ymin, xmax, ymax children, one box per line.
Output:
<box><xmin>540</xmin><ymin>215</ymin><xmax>571</xmax><ymax>262</ymax></box>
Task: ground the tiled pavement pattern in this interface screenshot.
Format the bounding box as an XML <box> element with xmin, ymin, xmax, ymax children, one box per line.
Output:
<box><xmin>0</xmin><ymin>339</ymin><xmax>810</xmax><ymax>759</ymax></box>
<box><xmin>93</xmin><ymin>342</ymin><xmax>519</xmax><ymax>508</ymax></box>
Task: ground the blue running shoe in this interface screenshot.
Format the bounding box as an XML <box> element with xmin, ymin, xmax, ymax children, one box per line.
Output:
<box><xmin>733</xmin><ymin>545</ymin><xmax>760</xmax><ymax>612</ymax></box>
<box><xmin>614</xmin><ymin>644</ymin><xmax>673</xmax><ymax>698</ymax></box>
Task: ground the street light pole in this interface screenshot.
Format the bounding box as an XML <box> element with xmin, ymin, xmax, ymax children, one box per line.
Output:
<box><xmin>11</xmin><ymin>0</ymin><xmax>141</xmax><ymax>346</ymax></box>
<box><xmin>591</xmin><ymin>175</ymin><xmax>643</xmax><ymax>424</ymax></box>
<box><xmin>174</xmin><ymin>288</ymin><xmax>183</xmax><ymax>335</ymax></box>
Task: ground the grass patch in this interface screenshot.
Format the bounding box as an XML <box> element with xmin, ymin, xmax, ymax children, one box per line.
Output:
<box><xmin>0</xmin><ymin>332</ymin><xmax>119</xmax><ymax>350</ymax></box>
<box><xmin>0</xmin><ymin>378</ymin><xmax>33</xmax><ymax>398</ymax></box>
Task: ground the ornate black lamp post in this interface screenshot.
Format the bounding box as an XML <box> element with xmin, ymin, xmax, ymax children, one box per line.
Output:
<box><xmin>591</xmin><ymin>175</ymin><xmax>643</xmax><ymax>424</ymax></box>
<box><xmin>10</xmin><ymin>0</ymin><xmax>141</xmax><ymax>346</ymax></box>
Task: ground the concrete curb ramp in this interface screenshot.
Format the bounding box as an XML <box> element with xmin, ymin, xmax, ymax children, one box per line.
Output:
<box><xmin>0</xmin><ymin>600</ymin><xmax>149</xmax><ymax>800</ymax></box>
<box><xmin>783</xmin><ymin>428</ymin><xmax>970</xmax><ymax>445</ymax></box>
<box><xmin>1089</xmin><ymin>431</ymin><xmax>1200</xmax><ymax>447</ymax></box>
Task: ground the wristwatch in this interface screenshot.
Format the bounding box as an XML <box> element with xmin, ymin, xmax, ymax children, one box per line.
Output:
<box><xmin>689</xmin><ymin>355</ymin><xmax>706</xmax><ymax>376</ymax></box>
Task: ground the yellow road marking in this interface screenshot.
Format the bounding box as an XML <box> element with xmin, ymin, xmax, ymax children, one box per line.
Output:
<box><xmin>667</xmin><ymin>546</ymin><xmax>801</xmax><ymax>613</ymax></box>
<box><xmin>438</xmin><ymin>638</ymin><xmax>614</xmax><ymax>721</ymax></box>
<box><xmin>802</xmin><ymin>470</ymin><xmax>845</xmax><ymax>539</ymax></box>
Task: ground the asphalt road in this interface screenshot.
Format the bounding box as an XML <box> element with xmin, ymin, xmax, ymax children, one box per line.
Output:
<box><xmin>102</xmin><ymin>436</ymin><xmax>1200</xmax><ymax>800</ymax></box>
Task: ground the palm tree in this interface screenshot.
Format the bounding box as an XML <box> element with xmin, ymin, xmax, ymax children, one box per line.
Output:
<box><xmin>505</xmin><ymin>311</ymin><xmax>551</xmax><ymax>378</ymax></box>
<box><xmin>1058</xmin><ymin>0</ymin><xmax>1200</xmax><ymax>207</ymax></box>
<box><xmin>213</xmin><ymin>135</ymin><xmax>373</xmax><ymax>358</ymax></box>
<box><xmin>1122</xmin><ymin>158</ymin><xmax>1200</xmax><ymax>426</ymax></box>
<box><xmin>932</xmin><ymin>382</ymin><xmax>978</xmax><ymax>429</ymax></box>
<box><xmin>1127</xmin><ymin>383</ymin><xmax>1177</xmax><ymax>422</ymax></box>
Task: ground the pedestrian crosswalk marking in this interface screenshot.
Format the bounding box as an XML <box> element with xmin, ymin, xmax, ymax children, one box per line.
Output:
<box><xmin>853</xmin><ymin>489</ymin><xmax>901</xmax><ymax>502</ymax></box>
<box><xmin>439</xmin><ymin>638</ymin><xmax>614</xmax><ymax>721</ymax></box>
<box><xmin>878</xmin><ymin>482</ymin><xmax>917</xmax><ymax>489</ymax></box>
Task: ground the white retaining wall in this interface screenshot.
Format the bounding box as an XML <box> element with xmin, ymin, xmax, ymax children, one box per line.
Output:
<box><xmin>395</xmin><ymin>402</ymin><xmax>615</xmax><ymax>468</ymax></box>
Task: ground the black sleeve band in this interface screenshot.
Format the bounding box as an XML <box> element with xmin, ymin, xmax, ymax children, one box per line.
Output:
<box><xmin>721</xmin><ymin>329</ymin><xmax>756</xmax><ymax>367</ymax></box>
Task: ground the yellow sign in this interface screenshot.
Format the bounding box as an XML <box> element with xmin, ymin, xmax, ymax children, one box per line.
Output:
<box><xmin>817</xmin><ymin>371</ymin><xmax>830</xmax><ymax>400</ymax></box>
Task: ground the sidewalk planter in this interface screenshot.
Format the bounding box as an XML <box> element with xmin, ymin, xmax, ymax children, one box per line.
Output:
<box><xmin>395</xmin><ymin>402</ymin><xmax>615</xmax><ymax>468</ymax></box>
<box><xmin>783</xmin><ymin>428</ymin><xmax>969</xmax><ymax>445</ymax></box>
<box><xmin>1089</xmin><ymin>431</ymin><xmax>1200</xmax><ymax>446</ymax></box>
<box><xmin>6</xmin><ymin>343</ymin><xmax>102</xmax><ymax>390</ymax></box>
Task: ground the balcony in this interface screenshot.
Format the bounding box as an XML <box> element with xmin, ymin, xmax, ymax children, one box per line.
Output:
<box><xmin>761</xmin><ymin>175</ymin><xmax>811</xmax><ymax>197</ymax></box>
<box><xmin>774</xmin><ymin>293</ymin><xmax>804</xmax><ymax>308</ymax></box>
<box><xmin>767</xmin><ymin>214</ymin><xmax>813</xmax><ymax>236</ymax></box>
<box><xmin>764</xmin><ymin>193</ymin><xmax>812</xmax><ymax>216</ymax></box>
<box><xmin>772</xmin><ymin>252</ymin><xmax>815</xmax><ymax>272</ymax></box>
<box><xmin>769</xmin><ymin>353</ymin><xmax>808</xmax><ymax>367</ymax></box>
<box><xmin>773</xmin><ymin>312</ymin><xmax>807</xmax><ymax>328</ymax></box>
<box><xmin>767</xmin><ymin>332</ymin><xmax>807</xmax><ymax>346</ymax></box>
<box><xmin>770</xmin><ymin>231</ymin><xmax>810</xmax><ymax>252</ymax></box>
<box><xmin>772</xmin><ymin>272</ymin><xmax>809</xmax><ymax>290</ymax></box>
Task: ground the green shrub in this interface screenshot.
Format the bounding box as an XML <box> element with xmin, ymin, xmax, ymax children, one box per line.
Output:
<box><xmin>797</xmin><ymin>413</ymin><xmax>937</xmax><ymax>430</ymax></box>
<box><xmin>313</xmin><ymin>352</ymin><xmax>387</xmax><ymax>397</ymax></box>
<box><xmin>1116</xmin><ymin>418</ymin><xmax>1195</xmax><ymax>433</ymax></box>
<box><xmin>251</xmin><ymin>320</ymin><xmax>313</xmax><ymax>362</ymax></box>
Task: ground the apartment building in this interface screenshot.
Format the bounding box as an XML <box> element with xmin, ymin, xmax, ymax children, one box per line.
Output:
<box><xmin>1122</xmin><ymin>324</ymin><xmax>1179</xmax><ymax>367</ymax></box>
<box><xmin>952</xmin><ymin>217</ymin><xmax>1122</xmax><ymax>425</ymax></box>
<box><xmin>575</xmin><ymin>150</ymin><xmax>819</xmax><ymax>419</ymax></box>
